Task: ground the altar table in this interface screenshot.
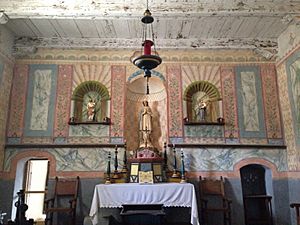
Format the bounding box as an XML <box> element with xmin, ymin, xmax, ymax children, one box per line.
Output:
<box><xmin>89</xmin><ymin>183</ymin><xmax>200</xmax><ymax>225</ymax></box>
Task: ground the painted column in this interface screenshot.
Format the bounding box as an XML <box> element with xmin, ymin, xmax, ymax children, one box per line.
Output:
<box><xmin>111</xmin><ymin>65</ymin><xmax>126</xmax><ymax>140</ymax></box>
<box><xmin>167</xmin><ymin>65</ymin><xmax>183</xmax><ymax>141</ymax></box>
<box><xmin>220</xmin><ymin>66</ymin><xmax>239</xmax><ymax>139</ymax></box>
<box><xmin>54</xmin><ymin>65</ymin><xmax>73</xmax><ymax>138</ymax></box>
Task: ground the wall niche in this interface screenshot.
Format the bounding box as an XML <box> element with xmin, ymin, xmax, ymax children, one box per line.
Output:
<box><xmin>69</xmin><ymin>81</ymin><xmax>110</xmax><ymax>124</ymax></box>
<box><xmin>183</xmin><ymin>81</ymin><xmax>223</xmax><ymax>125</ymax></box>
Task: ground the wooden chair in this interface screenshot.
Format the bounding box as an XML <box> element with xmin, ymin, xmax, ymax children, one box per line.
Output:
<box><xmin>290</xmin><ymin>203</ymin><xmax>300</xmax><ymax>225</ymax></box>
<box><xmin>199</xmin><ymin>176</ymin><xmax>232</xmax><ymax>225</ymax></box>
<box><xmin>44</xmin><ymin>176</ymin><xmax>79</xmax><ymax>225</ymax></box>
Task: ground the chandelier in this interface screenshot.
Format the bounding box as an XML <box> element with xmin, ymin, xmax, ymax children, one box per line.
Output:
<box><xmin>131</xmin><ymin>2</ymin><xmax>162</xmax><ymax>95</ymax></box>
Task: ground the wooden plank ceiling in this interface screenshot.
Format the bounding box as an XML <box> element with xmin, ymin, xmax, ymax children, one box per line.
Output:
<box><xmin>0</xmin><ymin>0</ymin><xmax>299</xmax><ymax>57</ymax></box>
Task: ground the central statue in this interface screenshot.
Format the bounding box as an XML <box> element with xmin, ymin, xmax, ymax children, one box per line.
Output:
<box><xmin>139</xmin><ymin>100</ymin><xmax>153</xmax><ymax>148</ymax></box>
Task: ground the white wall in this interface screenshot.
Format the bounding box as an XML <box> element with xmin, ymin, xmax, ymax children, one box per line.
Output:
<box><xmin>0</xmin><ymin>25</ymin><xmax>14</xmax><ymax>60</ymax></box>
<box><xmin>278</xmin><ymin>23</ymin><xmax>300</xmax><ymax>60</ymax></box>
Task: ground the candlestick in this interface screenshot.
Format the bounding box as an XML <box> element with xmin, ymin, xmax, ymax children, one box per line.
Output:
<box><xmin>105</xmin><ymin>152</ymin><xmax>111</xmax><ymax>184</ymax></box>
<box><xmin>180</xmin><ymin>149</ymin><xmax>186</xmax><ymax>183</ymax></box>
<box><xmin>172</xmin><ymin>144</ymin><xmax>180</xmax><ymax>178</ymax></box>
<box><xmin>113</xmin><ymin>145</ymin><xmax>119</xmax><ymax>179</ymax></box>
<box><xmin>163</xmin><ymin>142</ymin><xmax>168</xmax><ymax>171</ymax></box>
<box><xmin>121</xmin><ymin>142</ymin><xmax>128</xmax><ymax>173</ymax></box>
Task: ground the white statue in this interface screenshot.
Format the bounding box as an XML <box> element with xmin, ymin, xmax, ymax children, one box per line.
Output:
<box><xmin>139</xmin><ymin>101</ymin><xmax>153</xmax><ymax>148</ymax></box>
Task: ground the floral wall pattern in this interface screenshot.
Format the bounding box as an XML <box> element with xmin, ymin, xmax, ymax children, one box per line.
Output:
<box><xmin>261</xmin><ymin>65</ymin><xmax>283</xmax><ymax>141</ymax></box>
<box><xmin>167</xmin><ymin>65</ymin><xmax>183</xmax><ymax>139</ymax></box>
<box><xmin>54</xmin><ymin>65</ymin><xmax>73</xmax><ymax>138</ymax></box>
<box><xmin>0</xmin><ymin>58</ymin><xmax>13</xmax><ymax>170</ymax></box>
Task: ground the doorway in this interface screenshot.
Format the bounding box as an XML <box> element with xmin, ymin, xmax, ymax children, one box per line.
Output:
<box><xmin>12</xmin><ymin>158</ymin><xmax>49</xmax><ymax>222</ymax></box>
<box><xmin>240</xmin><ymin>164</ymin><xmax>274</xmax><ymax>225</ymax></box>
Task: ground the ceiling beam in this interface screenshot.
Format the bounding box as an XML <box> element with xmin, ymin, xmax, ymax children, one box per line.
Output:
<box><xmin>0</xmin><ymin>0</ymin><xmax>299</xmax><ymax>19</ymax></box>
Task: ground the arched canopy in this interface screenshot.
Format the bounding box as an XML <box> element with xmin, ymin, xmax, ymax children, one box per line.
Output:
<box><xmin>184</xmin><ymin>81</ymin><xmax>221</xmax><ymax>102</ymax></box>
<box><xmin>72</xmin><ymin>81</ymin><xmax>110</xmax><ymax>101</ymax></box>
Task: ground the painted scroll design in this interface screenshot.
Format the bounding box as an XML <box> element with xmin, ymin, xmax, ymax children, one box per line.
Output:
<box><xmin>261</xmin><ymin>65</ymin><xmax>282</xmax><ymax>139</ymax></box>
<box><xmin>111</xmin><ymin>65</ymin><xmax>125</xmax><ymax>137</ymax></box>
<box><xmin>221</xmin><ymin>66</ymin><xmax>238</xmax><ymax>138</ymax></box>
<box><xmin>54</xmin><ymin>65</ymin><xmax>73</xmax><ymax>137</ymax></box>
<box><xmin>7</xmin><ymin>65</ymin><xmax>29</xmax><ymax>137</ymax></box>
<box><xmin>167</xmin><ymin>65</ymin><xmax>183</xmax><ymax>138</ymax></box>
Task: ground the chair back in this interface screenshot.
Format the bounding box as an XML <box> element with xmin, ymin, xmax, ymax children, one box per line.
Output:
<box><xmin>199</xmin><ymin>176</ymin><xmax>226</xmax><ymax>197</ymax></box>
<box><xmin>54</xmin><ymin>177</ymin><xmax>79</xmax><ymax>197</ymax></box>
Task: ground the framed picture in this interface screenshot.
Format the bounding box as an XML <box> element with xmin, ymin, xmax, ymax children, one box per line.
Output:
<box><xmin>138</xmin><ymin>171</ymin><xmax>154</xmax><ymax>184</ymax></box>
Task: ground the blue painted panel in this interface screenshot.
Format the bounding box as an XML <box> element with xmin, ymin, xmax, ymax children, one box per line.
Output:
<box><xmin>24</xmin><ymin>64</ymin><xmax>58</xmax><ymax>136</ymax></box>
<box><xmin>236</xmin><ymin>66</ymin><xmax>266</xmax><ymax>138</ymax></box>
<box><xmin>286</xmin><ymin>51</ymin><xmax>300</xmax><ymax>145</ymax></box>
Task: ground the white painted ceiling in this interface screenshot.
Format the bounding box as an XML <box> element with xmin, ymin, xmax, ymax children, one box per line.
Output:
<box><xmin>0</xmin><ymin>0</ymin><xmax>300</xmax><ymax>57</ymax></box>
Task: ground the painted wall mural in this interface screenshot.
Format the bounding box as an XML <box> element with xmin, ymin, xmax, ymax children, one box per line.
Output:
<box><xmin>236</xmin><ymin>66</ymin><xmax>266</xmax><ymax>138</ymax></box>
<box><xmin>54</xmin><ymin>65</ymin><xmax>73</xmax><ymax>138</ymax></box>
<box><xmin>221</xmin><ymin>66</ymin><xmax>239</xmax><ymax>139</ymax></box>
<box><xmin>31</xmin><ymin>70</ymin><xmax>52</xmax><ymax>130</ymax></box>
<box><xmin>4</xmin><ymin>147</ymin><xmax>286</xmax><ymax>172</ymax></box>
<box><xmin>278</xmin><ymin>61</ymin><xmax>298</xmax><ymax>170</ymax></box>
<box><xmin>0</xmin><ymin>59</ymin><xmax>13</xmax><ymax>170</ymax></box>
<box><xmin>111</xmin><ymin>65</ymin><xmax>126</xmax><ymax>138</ymax></box>
<box><xmin>7</xmin><ymin>65</ymin><xmax>29</xmax><ymax>139</ymax></box>
<box><xmin>4</xmin><ymin>148</ymin><xmax>124</xmax><ymax>172</ymax></box>
<box><xmin>261</xmin><ymin>65</ymin><xmax>283</xmax><ymax>140</ymax></box>
<box><xmin>167</xmin><ymin>65</ymin><xmax>183</xmax><ymax>139</ymax></box>
<box><xmin>286</xmin><ymin>52</ymin><xmax>300</xmax><ymax>146</ymax></box>
<box><xmin>24</xmin><ymin>65</ymin><xmax>57</xmax><ymax>136</ymax></box>
<box><xmin>183</xmin><ymin>147</ymin><xmax>287</xmax><ymax>172</ymax></box>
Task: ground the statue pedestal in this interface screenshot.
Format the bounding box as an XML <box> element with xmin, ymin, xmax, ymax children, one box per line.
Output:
<box><xmin>128</xmin><ymin>147</ymin><xmax>165</xmax><ymax>183</ymax></box>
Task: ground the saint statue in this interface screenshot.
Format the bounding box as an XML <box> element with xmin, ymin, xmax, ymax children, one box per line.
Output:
<box><xmin>139</xmin><ymin>100</ymin><xmax>153</xmax><ymax>148</ymax></box>
<box><xmin>87</xmin><ymin>99</ymin><xmax>96</xmax><ymax>121</ymax></box>
<box><xmin>195</xmin><ymin>99</ymin><xmax>207</xmax><ymax>121</ymax></box>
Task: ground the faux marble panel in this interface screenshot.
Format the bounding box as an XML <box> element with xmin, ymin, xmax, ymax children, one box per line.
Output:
<box><xmin>184</xmin><ymin>125</ymin><xmax>224</xmax><ymax>137</ymax></box>
<box><xmin>261</xmin><ymin>65</ymin><xmax>282</xmax><ymax>139</ymax></box>
<box><xmin>4</xmin><ymin>148</ymin><xmax>125</xmax><ymax>172</ymax></box>
<box><xmin>69</xmin><ymin>124</ymin><xmax>109</xmax><ymax>137</ymax></box>
<box><xmin>167</xmin><ymin>65</ymin><xmax>183</xmax><ymax>137</ymax></box>
<box><xmin>182</xmin><ymin>147</ymin><xmax>287</xmax><ymax>172</ymax></box>
<box><xmin>67</xmin><ymin>137</ymin><xmax>110</xmax><ymax>144</ymax></box>
<box><xmin>24</xmin><ymin>65</ymin><xmax>57</xmax><ymax>136</ymax></box>
<box><xmin>236</xmin><ymin>66</ymin><xmax>266</xmax><ymax>138</ymax></box>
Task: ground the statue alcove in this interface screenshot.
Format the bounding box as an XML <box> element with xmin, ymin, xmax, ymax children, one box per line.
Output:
<box><xmin>124</xmin><ymin>70</ymin><xmax>167</xmax><ymax>151</ymax></box>
<box><xmin>183</xmin><ymin>81</ymin><xmax>224</xmax><ymax>125</ymax></box>
<box><xmin>69</xmin><ymin>81</ymin><xmax>111</xmax><ymax>124</ymax></box>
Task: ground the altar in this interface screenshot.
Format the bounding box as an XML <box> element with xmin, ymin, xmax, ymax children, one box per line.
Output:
<box><xmin>89</xmin><ymin>183</ymin><xmax>199</xmax><ymax>225</ymax></box>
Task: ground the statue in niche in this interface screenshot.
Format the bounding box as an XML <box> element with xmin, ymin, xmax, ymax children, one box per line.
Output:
<box><xmin>139</xmin><ymin>100</ymin><xmax>153</xmax><ymax>148</ymax></box>
<box><xmin>87</xmin><ymin>99</ymin><xmax>96</xmax><ymax>121</ymax></box>
<box><xmin>195</xmin><ymin>99</ymin><xmax>208</xmax><ymax>122</ymax></box>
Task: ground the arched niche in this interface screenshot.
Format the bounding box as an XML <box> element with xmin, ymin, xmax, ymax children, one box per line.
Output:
<box><xmin>70</xmin><ymin>81</ymin><xmax>110</xmax><ymax>123</ymax></box>
<box><xmin>184</xmin><ymin>81</ymin><xmax>222</xmax><ymax>122</ymax></box>
<box><xmin>125</xmin><ymin>70</ymin><xmax>167</xmax><ymax>151</ymax></box>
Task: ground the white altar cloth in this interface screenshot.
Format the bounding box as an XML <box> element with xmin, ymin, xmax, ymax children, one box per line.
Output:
<box><xmin>89</xmin><ymin>183</ymin><xmax>199</xmax><ymax>225</ymax></box>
